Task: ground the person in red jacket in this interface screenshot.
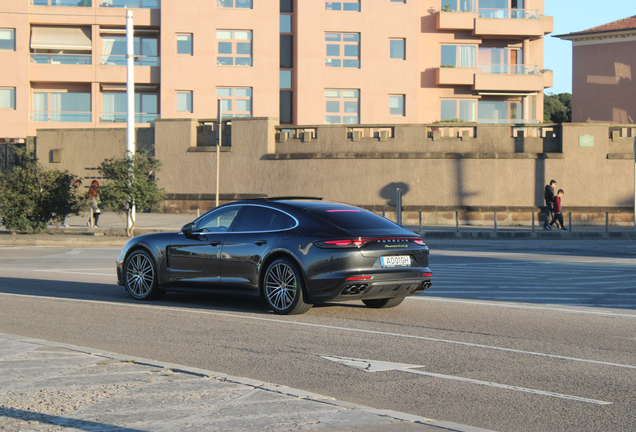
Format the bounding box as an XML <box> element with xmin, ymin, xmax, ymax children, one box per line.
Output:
<box><xmin>548</xmin><ymin>189</ymin><xmax>567</xmax><ymax>231</ymax></box>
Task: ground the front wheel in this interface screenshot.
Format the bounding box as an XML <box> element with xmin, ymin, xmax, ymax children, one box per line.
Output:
<box><xmin>362</xmin><ymin>297</ymin><xmax>405</xmax><ymax>309</ymax></box>
<box><xmin>124</xmin><ymin>250</ymin><xmax>164</xmax><ymax>300</ymax></box>
<box><xmin>263</xmin><ymin>258</ymin><xmax>312</xmax><ymax>315</ymax></box>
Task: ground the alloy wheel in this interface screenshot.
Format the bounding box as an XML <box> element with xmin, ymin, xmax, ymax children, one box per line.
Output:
<box><xmin>126</xmin><ymin>252</ymin><xmax>155</xmax><ymax>298</ymax></box>
<box><xmin>265</xmin><ymin>263</ymin><xmax>297</xmax><ymax>311</ymax></box>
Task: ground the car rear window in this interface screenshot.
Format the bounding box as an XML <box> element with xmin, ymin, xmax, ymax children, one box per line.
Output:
<box><xmin>309</xmin><ymin>207</ymin><xmax>398</xmax><ymax>230</ymax></box>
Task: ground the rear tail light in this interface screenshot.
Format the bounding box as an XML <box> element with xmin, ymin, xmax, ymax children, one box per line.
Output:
<box><xmin>422</xmin><ymin>272</ymin><xmax>432</xmax><ymax>277</ymax></box>
<box><xmin>346</xmin><ymin>276</ymin><xmax>372</xmax><ymax>281</ymax></box>
<box><xmin>316</xmin><ymin>237</ymin><xmax>424</xmax><ymax>249</ymax></box>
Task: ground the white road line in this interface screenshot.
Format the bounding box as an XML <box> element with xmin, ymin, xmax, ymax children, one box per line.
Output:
<box><xmin>1</xmin><ymin>292</ymin><xmax>635</xmax><ymax>371</ymax></box>
<box><xmin>32</xmin><ymin>269</ymin><xmax>115</xmax><ymax>277</ymax></box>
<box><xmin>400</xmin><ymin>369</ymin><xmax>612</xmax><ymax>405</ymax></box>
<box><xmin>66</xmin><ymin>249</ymin><xmax>83</xmax><ymax>255</ymax></box>
<box><xmin>414</xmin><ymin>297</ymin><xmax>636</xmax><ymax>318</ymax></box>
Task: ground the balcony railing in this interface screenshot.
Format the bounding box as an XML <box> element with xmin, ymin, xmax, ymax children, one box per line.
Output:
<box><xmin>99</xmin><ymin>0</ymin><xmax>160</xmax><ymax>9</ymax></box>
<box><xmin>100</xmin><ymin>55</ymin><xmax>160</xmax><ymax>66</ymax></box>
<box><xmin>32</xmin><ymin>0</ymin><xmax>91</xmax><ymax>6</ymax></box>
<box><xmin>477</xmin><ymin>8</ymin><xmax>540</xmax><ymax>19</ymax></box>
<box><xmin>477</xmin><ymin>64</ymin><xmax>539</xmax><ymax>75</ymax></box>
<box><xmin>30</xmin><ymin>53</ymin><xmax>92</xmax><ymax>65</ymax></box>
<box><xmin>100</xmin><ymin>113</ymin><xmax>159</xmax><ymax>123</ymax></box>
<box><xmin>31</xmin><ymin>112</ymin><xmax>92</xmax><ymax>122</ymax></box>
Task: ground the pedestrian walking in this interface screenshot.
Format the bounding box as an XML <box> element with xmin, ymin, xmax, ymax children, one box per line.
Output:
<box><xmin>544</xmin><ymin>180</ymin><xmax>557</xmax><ymax>230</ymax></box>
<box><xmin>87</xmin><ymin>180</ymin><xmax>101</xmax><ymax>227</ymax></box>
<box><xmin>548</xmin><ymin>189</ymin><xmax>567</xmax><ymax>231</ymax></box>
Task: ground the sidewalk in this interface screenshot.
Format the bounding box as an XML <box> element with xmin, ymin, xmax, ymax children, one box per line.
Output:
<box><xmin>0</xmin><ymin>334</ymin><xmax>487</xmax><ymax>432</ymax></box>
<box><xmin>1</xmin><ymin>211</ymin><xmax>636</xmax><ymax>247</ymax></box>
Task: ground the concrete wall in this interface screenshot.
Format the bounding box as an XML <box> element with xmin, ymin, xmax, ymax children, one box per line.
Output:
<box><xmin>35</xmin><ymin>119</ymin><xmax>636</xmax><ymax>219</ymax></box>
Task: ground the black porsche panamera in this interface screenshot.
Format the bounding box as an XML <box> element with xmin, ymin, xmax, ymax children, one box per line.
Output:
<box><xmin>116</xmin><ymin>197</ymin><xmax>432</xmax><ymax>314</ymax></box>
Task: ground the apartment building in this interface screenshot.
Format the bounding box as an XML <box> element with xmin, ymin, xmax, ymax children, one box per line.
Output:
<box><xmin>556</xmin><ymin>16</ymin><xmax>636</xmax><ymax>123</ymax></box>
<box><xmin>0</xmin><ymin>0</ymin><xmax>553</xmax><ymax>143</ymax></box>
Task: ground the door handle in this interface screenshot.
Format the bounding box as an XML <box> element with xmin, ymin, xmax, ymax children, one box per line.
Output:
<box><xmin>254</xmin><ymin>240</ymin><xmax>267</xmax><ymax>246</ymax></box>
<box><xmin>209</xmin><ymin>240</ymin><xmax>222</xmax><ymax>246</ymax></box>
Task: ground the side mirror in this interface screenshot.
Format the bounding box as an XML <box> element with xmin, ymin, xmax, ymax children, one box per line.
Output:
<box><xmin>181</xmin><ymin>222</ymin><xmax>196</xmax><ymax>239</ymax></box>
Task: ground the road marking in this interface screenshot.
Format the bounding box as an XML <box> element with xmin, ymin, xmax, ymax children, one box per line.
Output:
<box><xmin>319</xmin><ymin>355</ymin><xmax>612</xmax><ymax>406</ymax></box>
<box><xmin>32</xmin><ymin>269</ymin><xmax>115</xmax><ymax>277</ymax></box>
<box><xmin>1</xmin><ymin>292</ymin><xmax>635</xmax><ymax>371</ymax></box>
<box><xmin>66</xmin><ymin>249</ymin><xmax>83</xmax><ymax>255</ymax></box>
<box><xmin>413</xmin><ymin>297</ymin><xmax>636</xmax><ymax>318</ymax></box>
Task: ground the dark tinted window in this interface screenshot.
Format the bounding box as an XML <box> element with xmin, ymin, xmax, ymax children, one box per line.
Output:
<box><xmin>280</xmin><ymin>0</ymin><xmax>293</xmax><ymax>12</ymax></box>
<box><xmin>280</xmin><ymin>90</ymin><xmax>293</xmax><ymax>124</ymax></box>
<box><xmin>234</xmin><ymin>206</ymin><xmax>295</xmax><ymax>232</ymax></box>
<box><xmin>280</xmin><ymin>35</ymin><xmax>293</xmax><ymax>68</ymax></box>
<box><xmin>197</xmin><ymin>206</ymin><xmax>241</xmax><ymax>233</ymax></box>
<box><xmin>310</xmin><ymin>207</ymin><xmax>398</xmax><ymax>230</ymax></box>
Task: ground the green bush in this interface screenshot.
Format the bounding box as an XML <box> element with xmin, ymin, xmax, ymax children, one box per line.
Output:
<box><xmin>97</xmin><ymin>151</ymin><xmax>165</xmax><ymax>236</ymax></box>
<box><xmin>0</xmin><ymin>152</ymin><xmax>86</xmax><ymax>233</ymax></box>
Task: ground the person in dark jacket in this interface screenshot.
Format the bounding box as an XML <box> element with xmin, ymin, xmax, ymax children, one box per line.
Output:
<box><xmin>549</xmin><ymin>189</ymin><xmax>567</xmax><ymax>231</ymax></box>
<box><xmin>544</xmin><ymin>180</ymin><xmax>557</xmax><ymax>230</ymax></box>
<box><xmin>87</xmin><ymin>180</ymin><xmax>101</xmax><ymax>227</ymax></box>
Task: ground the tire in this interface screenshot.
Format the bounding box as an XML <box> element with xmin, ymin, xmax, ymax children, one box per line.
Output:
<box><xmin>362</xmin><ymin>297</ymin><xmax>405</xmax><ymax>309</ymax></box>
<box><xmin>124</xmin><ymin>250</ymin><xmax>164</xmax><ymax>300</ymax></box>
<box><xmin>263</xmin><ymin>258</ymin><xmax>312</xmax><ymax>315</ymax></box>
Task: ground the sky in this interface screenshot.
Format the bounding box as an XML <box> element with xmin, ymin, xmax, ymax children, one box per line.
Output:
<box><xmin>544</xmin><ymin>0</ymin><xmax>636</xmax><ymax>95</ymax></box>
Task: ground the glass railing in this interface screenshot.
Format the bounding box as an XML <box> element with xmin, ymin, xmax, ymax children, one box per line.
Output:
<box><xmin>478</xmin><ymin>119</ymin><xmax>539</xmax><ymax>124</ymax></box>
<box><xmin>100</xmin><ymin>55</ymin><xmax>160</xmax><ymax>66</ymax></box>
<box><xmin>477</xmin><ymin>8</ymin><xmax>540</xmax><ymax>19</ymax></box>
<box><xmin>32</xmin><ymin>0</ymin><xmax>92</xmax><ymax>6</ymax></box>
<box><xmin>100</xmin><ymin>113</ymin><xmax>159</xmax><ymax>123</ymax></box>
<box><xmin>30</xmin><ymin>54</ymin><xmax>92</xmax><ymax>65</ymax></box>
<box><xmin>31</xmin><ymin>112</ymin><xmax>92</xmax><ymax>122</ymax></box>
<box><xmin>99</xmin><ymin>0</ymin><xmax>160</xmax><ymax>9</ymax></box>
<box><xmin>478</xmin><ymin>64</ymin><xmax>539</xmax><ymax>75</ymax></box>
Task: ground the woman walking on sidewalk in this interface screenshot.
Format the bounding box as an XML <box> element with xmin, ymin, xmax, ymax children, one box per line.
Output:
<box><xmin>87</xmin><ymin>180</ymin><xmax>101</xmax><ymax>227</ymax></box>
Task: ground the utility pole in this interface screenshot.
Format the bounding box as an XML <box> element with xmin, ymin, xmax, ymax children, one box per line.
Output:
<box><xmin>126</xmin><ymin>10</ymin><xmax>136</xmax><ymax>229</ymax></box>
<box><xmin>216</xmin><ymin>99</ymin><xmax>222</xmax><ymax>208</ymax></box>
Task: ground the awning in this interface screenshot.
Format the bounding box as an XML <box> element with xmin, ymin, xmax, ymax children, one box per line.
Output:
<box><xmin>31</xmin><ymin>26</ymin><xmax>92</xmax><ymax>51</ymax></box>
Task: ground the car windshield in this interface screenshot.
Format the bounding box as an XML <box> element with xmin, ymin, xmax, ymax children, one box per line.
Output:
<box><xmin>309</xmin><ymin>206</ymin><xmax>399</xmax><ymax>230</ymax></box>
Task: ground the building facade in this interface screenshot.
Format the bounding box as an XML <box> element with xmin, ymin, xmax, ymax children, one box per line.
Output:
<box><xmin>556</xmin><ymin>16</ymin><xmax>636</xmax><ymax>124</ymax></box>
<box><xmin>0</xmin><ymin>0</ymin><xmax>553</xmax><ymax>143</ymax></box>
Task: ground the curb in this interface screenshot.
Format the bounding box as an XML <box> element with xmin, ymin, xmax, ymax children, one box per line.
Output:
<box><xmin>1</xmin><ymin>333</ymin><xmax>494</xmax><ymax>432</ymax></box>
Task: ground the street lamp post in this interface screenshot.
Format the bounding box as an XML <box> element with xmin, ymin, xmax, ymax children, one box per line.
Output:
<box><xmin>126</xmin><ymin>10</ymin><xmax>135</xmax><ymax>228</ymax></box>
<box><xmin>216</xmin><ymin>99</ymin><xmax>222</xmax><ymax>208</ymax></box>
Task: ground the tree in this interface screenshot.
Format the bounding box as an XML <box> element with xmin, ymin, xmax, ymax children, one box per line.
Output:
<box><xmin>97</xmin><ymin>151</ymin><xmax>165</xmax><ymax>237</ymax></box>
<box><xmin>0</xmin><ymin>152</ymin><xmax>86</xmax><ymax>233</ymax></box>
<box><xmin>544</xmin><ymin>93</ymin><xmax>572</xmax><ymax>123</ymax></box>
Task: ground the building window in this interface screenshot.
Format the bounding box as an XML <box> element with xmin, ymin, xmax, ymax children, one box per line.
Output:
<box><xmin>280</xmin><ymin>70</ymin><xmax>292</xmax><ymax>89</ymax></box>
<box><xmin>325</xmin><ymin>33</ymin><xmax>360</xmax><ymax>68</ymax></box>
<box><xmin>280</xmin><ymin>15</ymin><xmax>292</xmax><ymax>33</ymax></box>
<box><xmin>217</xmin><ymin>30</ymin><xmax>252</xmax><ymax>66</ymax></box>
<box><xmin>177</xmin><ymin>34</ymin><xmax>192</xmax><ymax>55</ymax></box>
<box><xmin>390</xmin><ymin>0</ymin><xmax>406</xmax><ymax>3</ymax></box>
<box><xmin>442</xmin><ymin>0</ymin><xmax>476</xmax><ymax>12</ymax></box>
<box><xmin>280</xmin><ymin>0</ymin><xmax>293</xmax><ymax>12</ymax></box>
<box><xmin>390</xmin><ymin>38</ymin><xmax>405</xmax><ymax>60</ymax></box>
<box><xmin>217</xmin><ymin>87</ymin><xmax>252</xmax><ymax>118</ymax></box>
<box><xmin>177</xmin><ymin>91</ymin><xmax>193</xmax><ymax>112</ymax></box>
<box><xmin>101</xmin><ymin>35</ymin><xmax>159</xmax><ymax>66</ymax></box>
<box><xmin>101</xmin><ymin>91</ymin><xmax>158</xmax><ymax>123</ymax></box>
<box><xmin>390</xmin><ymin>95</ymin><xmax>405</xmax><ymax>116</ymax></box>
<box><xmin>0</xmin><ymin>29</ymin><xmax>15</xmax><ymax>51</ymax></box>
<box><xmin>0</xmin><ymin>88</ymin><xmax>15</xmax><ymax>109</ymax></box>
<box><xmin>32</xmin><ymin>91</ymin><xmax>91</xmax><ymax>122</ymax></box>
<box><xmin>441</xmin><ymin>45</ymin><xmax>476</xmax><ymax>68</ymax></box>
<box><xmin>325</xmin><ymin>89</ymin><xmax>359</xmax><ymax>124</ymax></box>
<box><xmin>217</xmin><ymin>0</ymin><xmax>252</xmax><ymax>8</ymax></box>
<box><xmin>440</xmin><ymin>99</ymin><xmax>476</xmax><ymax>122</ymax></box>
<box><xmin>478</xmin><ymin>47</ymin><xmax>530</xmax><ymax>74</ymax></box>
<box><xmin>325</xmin><ymin>1</ymin><xmax>360</xmax><ymax>11</ymax></box>
<box><xmin>478</xmin><ymin>99</ymin><xmax>522</xmax><ymax>123</ymax></box>
<box><xmin>33</xmin><ymin>0</ymin><xmax>92</xmax><ymax>6</ymax></box>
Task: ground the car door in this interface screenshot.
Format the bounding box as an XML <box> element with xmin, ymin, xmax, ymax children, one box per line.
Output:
<box><xmin>219</xmin><ymin>205</ymin><xmax>297</xmax><ymax>292</ymax></box>
<box><xmin>166</xmin><ymin>205</ymin><xmax>241</xmax><ymax>287</ymax></box>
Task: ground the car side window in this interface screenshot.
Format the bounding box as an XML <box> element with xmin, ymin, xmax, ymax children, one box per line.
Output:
<box><xmin>197</xmin><ymin>206</ymin><xmax>241</xmax><ymax>233</ymax></box>
<box><xmin>233</xmin><ymin>206</ymin><xmax>295</xmax><ymax>232</ymax></box>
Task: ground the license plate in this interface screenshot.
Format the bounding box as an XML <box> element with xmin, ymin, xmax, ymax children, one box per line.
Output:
<box><xmin>380</xmin><ymin>255</ymin><xmax>411</xmax><ymax>267</ymax></box>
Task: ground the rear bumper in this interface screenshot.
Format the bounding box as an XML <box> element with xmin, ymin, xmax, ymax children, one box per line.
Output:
<box><xmin>307</xmin><ymin>270</ymin><xmax>432</xmax><ymax>303</ymax></box>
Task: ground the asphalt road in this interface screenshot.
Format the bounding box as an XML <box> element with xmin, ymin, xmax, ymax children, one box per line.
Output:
<box><xmin>0</xmin><ymin>243</ymin><xmax>635</xmax><ymax>432</ymax></box>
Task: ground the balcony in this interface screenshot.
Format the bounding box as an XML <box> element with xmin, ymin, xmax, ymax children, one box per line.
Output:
<box><xmin>31</xmin><ymin>112</ymin><xmax>92</xmax><ymax>122</ymax></box>
<box><xmin>32</xmin><ymin>0</ymin><xmax>91</xmax><ymax>6</ymax></box>
<box><xmin>100</xmin><ymin>54</ymin><xmax>160</xmax><ymax>66</ymax></box>
<box><xmin>438</xmin><ymin>9</ymin><xmax>553</xmax><ymax>38</ymax></box>
<box><xmin>100</xmin><ymin>113</ymin><xmax>159</xmax><ymax>123</ymax></box>
<box><xmin>99</xmin><ymin>0</ymin><xmax>160</xmax><ymax>9</ymax></box>
<box><xmin>30</xmin><ymin>53</ymin><xmax>92</xmax><ymax>65</ymax></box>
<box><xmin>437</xmin><ymin>64</ymin><xmax>551</xmax><ymax>92</ymax></box>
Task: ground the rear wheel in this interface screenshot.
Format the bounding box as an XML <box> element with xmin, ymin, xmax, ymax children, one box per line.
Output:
<box><xmin>263</xmin><ymin>258</ymin><xmax>312</xmax><ymax>315</ymax></box>
<box><xmin>124</xmin><ymin>250</ymin><xmax>164</xmax><ymax>300</ymax></box>
<box><xmin>362</xmin><ymin>297</ymin><xmax>405</xmax><ymax>309</ymax></box>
